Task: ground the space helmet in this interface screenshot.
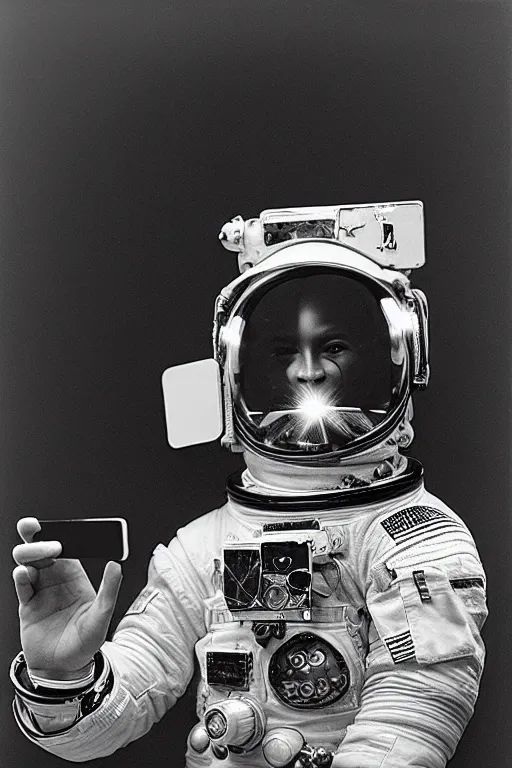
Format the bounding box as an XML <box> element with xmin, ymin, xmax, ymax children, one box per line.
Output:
<box><xmin>162</xmin><ymin>201</ymin><xmax>429</xmax><ymax>465</ymax></box>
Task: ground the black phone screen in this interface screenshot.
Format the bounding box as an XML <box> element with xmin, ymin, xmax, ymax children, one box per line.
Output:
<box><xmin>33</xmin><ymin>518</ymin><xmax>129</xmax><ymax>561</ymax></box>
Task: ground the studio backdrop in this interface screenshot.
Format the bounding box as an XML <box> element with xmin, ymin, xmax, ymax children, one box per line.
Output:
<box><xmin>0</xmin><ymin>2</ymin><xmax>510</xmax><ymax>767</ymax></box>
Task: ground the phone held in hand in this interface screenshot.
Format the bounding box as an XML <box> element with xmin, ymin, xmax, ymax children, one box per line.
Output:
<box><xmin>33</xmin><ymin>518</ymin><xmax>129</xmax><ymax>561</ymax></box>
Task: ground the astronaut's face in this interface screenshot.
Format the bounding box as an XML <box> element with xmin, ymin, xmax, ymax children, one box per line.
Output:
<box><xmin>271</xmin><ymin>297</ymin><xmax>366</xmax><ymax>410</ymax></box>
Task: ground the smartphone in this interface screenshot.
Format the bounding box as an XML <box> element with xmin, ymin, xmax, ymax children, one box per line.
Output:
<box><xmin>33</xmin><ymin>518</ymin><xmax>129</xmax><ymax>561</ymax></box>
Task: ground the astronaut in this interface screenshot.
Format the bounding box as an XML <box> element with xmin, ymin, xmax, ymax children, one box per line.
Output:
<box><xmin>11</xmin><ymin>201</ymin><xmax>487</xmax><ymax>768</ymax></box>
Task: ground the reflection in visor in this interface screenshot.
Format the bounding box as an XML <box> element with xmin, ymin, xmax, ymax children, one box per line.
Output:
<box><xmin>259</xmin><ymin>388</ymin><xmax>386</xmax><ymax>448</ymax></box>
<box><xmin>236</xmin><ymin>271</ymin><xmax>397</xmax><ymax>453</ymax></box>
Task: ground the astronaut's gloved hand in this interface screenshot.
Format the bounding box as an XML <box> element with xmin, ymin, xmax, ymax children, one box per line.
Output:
<box><xmin>12</xmin><ymin>516</ymin><xmax>123</xmax><ymax>683</ymax></box>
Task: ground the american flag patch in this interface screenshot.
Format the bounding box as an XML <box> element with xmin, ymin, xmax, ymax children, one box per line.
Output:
<box><xmin>385</xmin><ymin>630</ymin><xmax>415</xmax><ymax>663</ymax></box>
<box><xmin>381</xmin><ymin>506</ymin><xmax>464</xmax><ymax>544</ymax></box>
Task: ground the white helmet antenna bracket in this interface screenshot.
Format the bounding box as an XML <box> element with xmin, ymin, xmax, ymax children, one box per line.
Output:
<box><xmin>218</xmin><ymin>201</ymin><xmax>426</xmax><ymax>274</ymax></box>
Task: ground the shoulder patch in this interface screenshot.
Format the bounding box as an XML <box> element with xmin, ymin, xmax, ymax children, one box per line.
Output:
<box><xmin>381</xmin><ymin>505</ymin><xmax>464</xmax><ymax>544</ymax></box>
<box><xmin>125</xmin><ymin>587</ymin><xmax>160</xmax><ymax>616</ymax></box>
<box><xmin>385</xmin><ymin>630</ymin><xmax>415</xmax><ymax>663</ymax></box>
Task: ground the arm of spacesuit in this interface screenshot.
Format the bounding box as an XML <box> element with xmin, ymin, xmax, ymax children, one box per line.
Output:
<box><xmin>332</xmin><ymin>504</ymin><xmax>487</xmax><ymax>768</ymax></box>
<box><xmin>12</xmin><ymin>535</ymin><xmax>208</xmax><ymax>763</ymax></box>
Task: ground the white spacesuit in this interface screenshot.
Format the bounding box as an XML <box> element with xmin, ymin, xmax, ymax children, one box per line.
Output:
<box><xmin>12</xmin><ymin>202</ymin><xmax>487</xmax><ymax>768</ymax></box>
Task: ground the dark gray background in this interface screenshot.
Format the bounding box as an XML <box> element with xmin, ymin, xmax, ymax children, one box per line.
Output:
<box><xmin>1</xmin><ymin>2</ymin><xmax>510</xmax><ymax>766</ymax></box>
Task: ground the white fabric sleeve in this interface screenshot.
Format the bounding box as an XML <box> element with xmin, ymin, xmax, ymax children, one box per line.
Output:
<box><xmin>14</xmin><ymin>534</ymin><xmax>208</xmax><ymax>763</ymax></box>
<box><xmin>332</xmin><ymin>504</ymin><xmax>487</xmax><ymax>768</ymax></box>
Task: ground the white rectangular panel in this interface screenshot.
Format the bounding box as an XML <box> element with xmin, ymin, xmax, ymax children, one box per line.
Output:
<box><xmin>161</xmin><ymin>358</ymin><xmax>223</xmax><ymax>448</ymax></box>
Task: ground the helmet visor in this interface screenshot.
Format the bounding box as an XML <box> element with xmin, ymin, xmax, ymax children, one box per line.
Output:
<box><xmin>234</xmin><ymin>270</ymin><xmax>403</xmax><ymax>454</ymax></box>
